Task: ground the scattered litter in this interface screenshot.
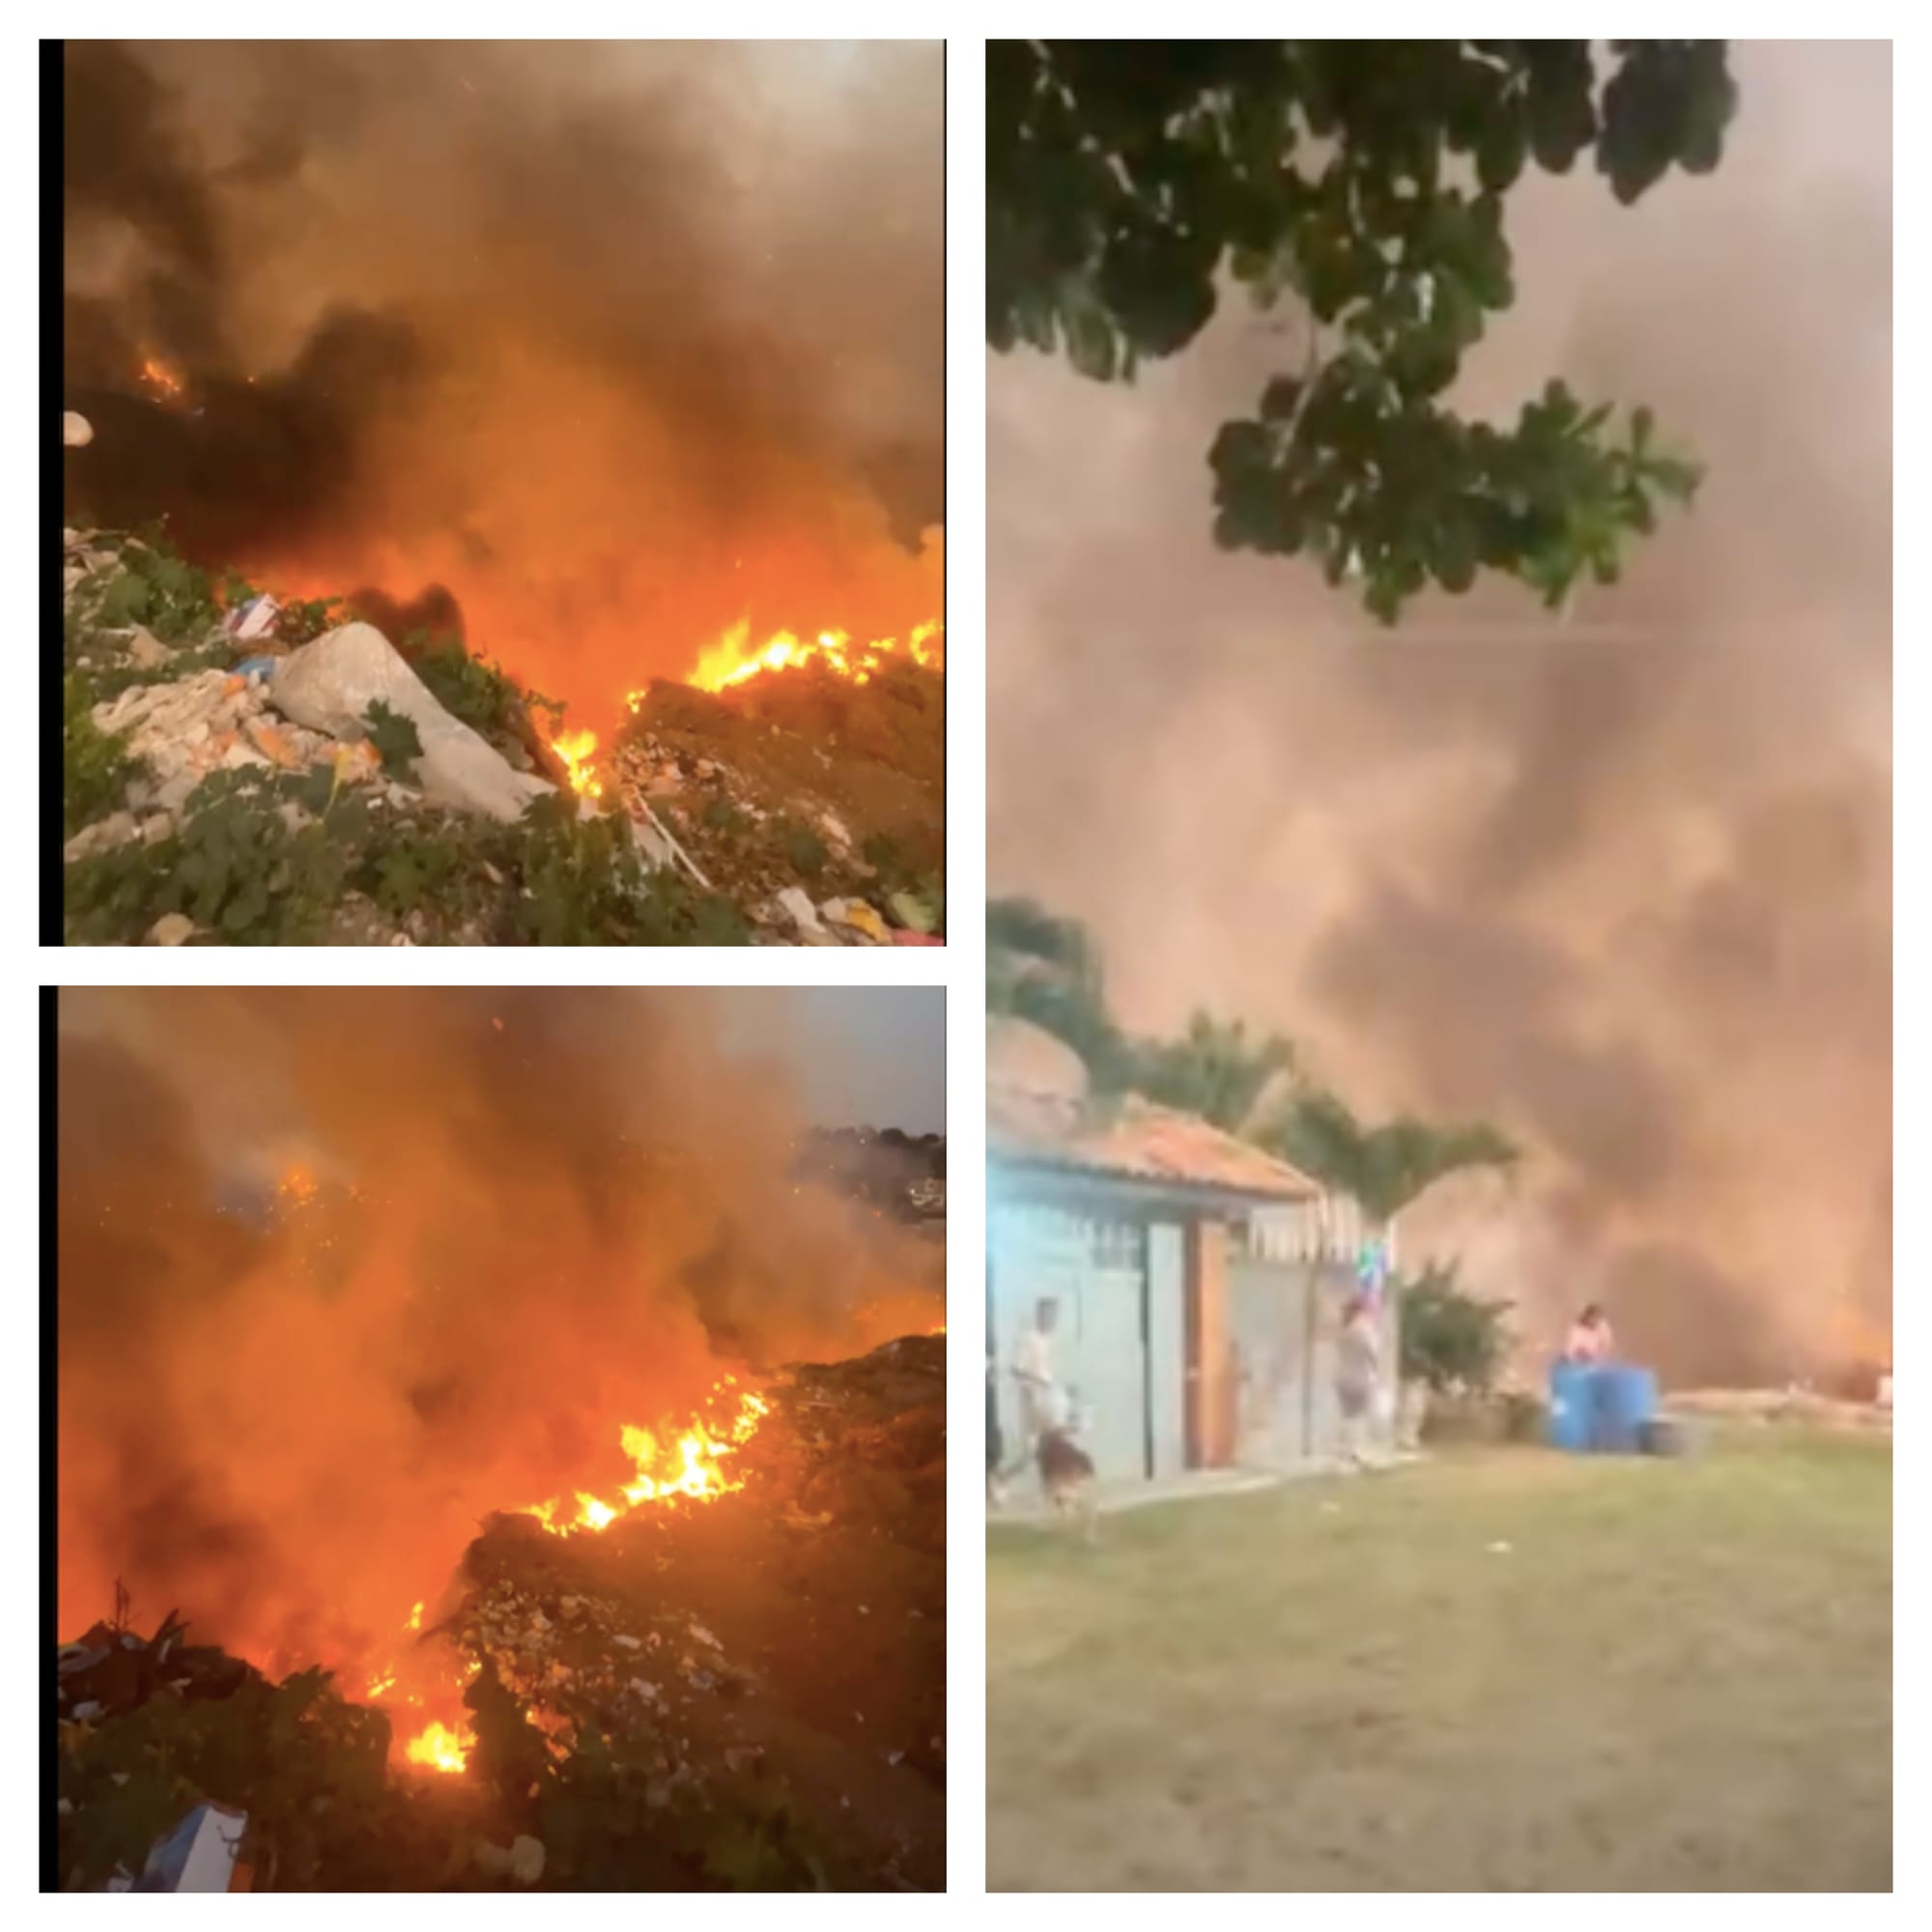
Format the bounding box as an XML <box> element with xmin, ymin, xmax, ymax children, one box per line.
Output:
<box><xmin>887</xmin><ymin>890</ymin><xmax>937</xmax><ymax>934</ymax></box>
<box><xmin>612</xmin><ymin>1634</ymin><xmax>641</xmax><ymax>1651</ymax></box>
<box><xmin>222</xmin><ymin>592</ymin><xmax>280</xmax><ymax>641</ymax></box>
<box><xmin>688</xmin><ymin>1622</ymin><xmax>721</xmax><ymax>1650</ymax></box>
<box><xmin>133</xmin><ymin>1802</ymin><xmax>250</xmax><ymax>1892</ymax></box>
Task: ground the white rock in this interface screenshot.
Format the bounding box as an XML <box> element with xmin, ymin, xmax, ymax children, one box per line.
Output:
<box><xmin>147</xmin><ymin>913</ymin><xmax>195</xmax><ymax>947</ymax></box>
<box><xmin>270</xmin><ymin>622</ymin><xmax>554</xmax><ymax>822</ymax></box>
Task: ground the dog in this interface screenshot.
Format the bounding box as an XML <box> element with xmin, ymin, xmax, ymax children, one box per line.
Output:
<box><xmin>1036</xmin><ymin>1425</ymin><xmax>1099</xmax><ymax>1542</ymax></box>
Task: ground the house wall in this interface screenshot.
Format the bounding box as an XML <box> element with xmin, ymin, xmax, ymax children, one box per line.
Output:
<box><xmin>1228</xmin><ymin>1255</ymin><xmax>1400</xmax><ymax>1463</ymax></box>
<box><xmin>987</xmin><ymin>1200</ymin><xmax>1152</xmax><ymax>1485</ymax></box>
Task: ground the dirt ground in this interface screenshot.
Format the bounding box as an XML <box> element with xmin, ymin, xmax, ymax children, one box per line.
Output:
<box><xmin>986</xmin><ymin>1428</ymin><xmax>1891</xmax><ymax>1891</ymax></box>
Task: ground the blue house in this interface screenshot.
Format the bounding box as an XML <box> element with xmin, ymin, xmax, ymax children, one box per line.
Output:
<box><xmin>987</xmin><ymin>1019</ymin><xmax>1394</xmax><ymax>1487</ymax></box>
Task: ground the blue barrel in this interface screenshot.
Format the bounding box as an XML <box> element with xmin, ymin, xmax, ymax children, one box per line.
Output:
<box><xmin>1594</xmin><ymin>1366</ymin><xmax>1658</xmax><ymax>1453</ymax></box>
<box><xmin>1548</xmin><ymin>1362</ymin><xmax>1597</xmax><ymax>1452</ymax></box>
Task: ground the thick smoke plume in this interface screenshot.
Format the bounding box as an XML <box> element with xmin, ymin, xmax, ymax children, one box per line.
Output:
<box><xmin>62</xmin><ymin>41</ymin><xmax>942</xmax><ymax>730</ymax></box>
<box><xmin>57</xmin><ymin>988</ymin><xmax>942</xmax><ymax>1678</ymax></box>
<box><xmin>989</xmin><ymin>43</ymin><xmax>1889</xmax><ymax>1382</ymax></box>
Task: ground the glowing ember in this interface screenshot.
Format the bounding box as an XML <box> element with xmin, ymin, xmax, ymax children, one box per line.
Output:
<box><xmin>676</xmin><ymin>618</ymin><xmax>944</xmax><ymax>696</ymax></box>
<box><xmin>403</xmin><ymin>1720</ymin><xmax>469</xmax><ymax>1775</ymax></box>
<box><xmin>407</xmin><ymin>1600</ymin><xmax>424</xmax><ymax>1632</ymax></box>
<box><xmin>523</xmin><ymin>1385</ymin><xmax>770</xmax><ymax>1535</ymax></box>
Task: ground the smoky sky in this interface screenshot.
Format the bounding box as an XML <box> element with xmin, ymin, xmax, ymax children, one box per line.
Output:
<box><xmin>719</xmin><ymin>988</ymin><xmax>946</xmax><ymax>1133</ymax></box>
<box><xmin>989</xmin><ymin>42</ymin><xmax>1891</xmax><ymax>1380</ymax></box>
<box><xmin>56</xmin><ymin>988</ymin><xmax>944</xmax><ymax>1672</ymax></box>
<box><xmin>61</xmin><ymin>41</ymin><xmax>943</xmax><ymax>720</ymax></box>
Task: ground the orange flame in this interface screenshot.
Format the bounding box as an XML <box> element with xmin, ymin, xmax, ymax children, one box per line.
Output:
<box><xmin>138</xmin><ymin>353</ymin><xmax>185</xmax><ymax>401</ymax></box>
<box><xmin>522</xmin><ymin>1384</ymin><xmax>770</xmax><ymax>1535</ymax></box>
<box><xmin>675</xmin><ymin>618</ymin><xmax>943</xmax><ymax>696</ymax></box>
<box><xmin>403</xmin><ymin>1721</ymin><xmax>469</xmax><ymax>1775</ymax></box>
<box><xmin>546</xmin><ymin>725</ymin><xmax>604</xmax><ymax>800</ymax></box>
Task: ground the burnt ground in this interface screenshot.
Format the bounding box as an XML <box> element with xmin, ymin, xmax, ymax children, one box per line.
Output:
<box><xmin>54</xmin><ymin>1334</ymin><xmax>944</xmax><ymax>1892</ymax></box>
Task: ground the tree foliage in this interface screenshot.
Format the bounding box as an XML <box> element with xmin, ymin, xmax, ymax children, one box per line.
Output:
<box><xmin>988</xmin><ymin>40</ymin><xmax>1736</xmax><ymax>618</ymax></box>
<box><xmin>1397</xmin><ymin>1258</ymin><xmax>1515</xmax><ymax>1392</ymax></box>
<box><xmin>1130</xmin><ymin>1009</ymin><xmax>1297</xmax><ymax>1133</ymax></box>
<box><xmin>1264</xmin><ymin>1086</ymin><xmax>1519</xmax><ymax>1226</ymax></box>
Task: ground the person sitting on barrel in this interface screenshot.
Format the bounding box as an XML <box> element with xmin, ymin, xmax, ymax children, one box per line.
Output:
<box><xmin>1564</xmin><ymin>1301</ymin><xmax>1614</xmax><ymax>1363</ymax></box>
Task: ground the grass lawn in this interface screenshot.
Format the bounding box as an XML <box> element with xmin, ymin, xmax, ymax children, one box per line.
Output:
<box><xmin>986</xmin><ymin>1429</ymin><xmax>1891</xmax><ymax>1891</ymax></box>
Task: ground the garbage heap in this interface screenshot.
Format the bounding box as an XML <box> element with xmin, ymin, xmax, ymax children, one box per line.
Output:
<box><xmin>61</xmin><ymin>498</ymin><xmax>942</xmax><ymax>946</ymax></box>
<box><xmin>54</xmin><ymin>1334</ymin><xmax>945</xmax><ymax>1891</ymax></box>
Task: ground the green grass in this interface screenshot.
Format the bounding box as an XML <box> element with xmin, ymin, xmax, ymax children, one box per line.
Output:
<box><xmin>987</xmin><ymin>1430</ymin><xmax>1891</xmax><ymax>1891</ymax></box>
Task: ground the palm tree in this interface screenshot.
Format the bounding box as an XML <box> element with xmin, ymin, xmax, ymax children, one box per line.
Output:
<box><xmin>1130</xmin><ymin>1011</ymin><xmax>1299</xmax><ymax>1135</ymax></box>
<box><xmin>1264</xmin><ymin>1087</ymin><xmax>1520</xmax><ymax>1251</ymax></box>
<box><xmin>986</xmin><ymin>896</ymin><xmax>1131</xmax><ymax>1091</ymax></box>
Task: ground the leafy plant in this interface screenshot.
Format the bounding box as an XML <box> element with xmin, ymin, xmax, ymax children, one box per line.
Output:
<box><xmin>702</xmin><ymin>795</ymin><xmax>750</xmax><ymax>837</ymax></box>
<box><xmin>362</xmin><ymin>699</ymin><xmax>424</xmax><ymax>779</ymax></box>
<box><xmin>276</xmin><ymin>596</ymin><xmax>343</xmax><ymax>645</ymax></box>
<box><xmin>1398</xmin><ymin>1260</ymin><xmax>1514</xmax><ymax>1393</ymax></box>
<box><xmin>63</xmin><ymin>677</ymin><xmax>144</xmax><ymax>837</ymax></box>
<box><xmin>775</xmin><ymin>818</ymin><xmax>829</xmax><ymax>880</ymax></box>
<box><xmin>988</xmin><ymin>40</ymin><xmax>1735</xmax><ymax>618</ymax></box>
<box><xmin>409</xmin><ymin>632</ymin><xmax>559</xmax><ymax>742</ymax></box>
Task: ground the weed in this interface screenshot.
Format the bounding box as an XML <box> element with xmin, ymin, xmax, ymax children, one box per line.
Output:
<box><xmin>62</xmin><ymin>677</ymin><xmax>144</xmax><ymax>838</ymax></box>
<box><xmin>362</xmin><ymin>700</ymin><xmax>424</xmax><ymax>780</ymax></box>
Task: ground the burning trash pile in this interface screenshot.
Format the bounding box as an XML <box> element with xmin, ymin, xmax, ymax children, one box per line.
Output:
<box><xmin>54</xmin><ymin>1335</ymin><xmax>946</xmax><ymax>1892</ymax></box>
<box><xmin>59</xmin><ymin>507</ymin><xmax>942</xmax><ymax>946</ymax></box>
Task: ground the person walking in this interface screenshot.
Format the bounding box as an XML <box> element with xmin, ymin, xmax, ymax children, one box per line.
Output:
<box><xmin>1010</xmin><ymin>1296</ymin><xmax>1063</xmax><ymax>1484</ymax></box>
<box><xmin>1335</xmin><ymin>1293</ymin><xmax>1382</xmax><ymax>1470</ymax></box>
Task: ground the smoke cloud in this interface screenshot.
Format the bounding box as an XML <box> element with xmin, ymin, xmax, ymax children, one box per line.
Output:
<box><xmin>61</xmin><ymin>41</ymin><xmax>943</xmax><ymax>730</ymax></box>
<box><xmin>56</xmin><ymin>988</ymin><xmax>943</xmax><ymax>1675</ymax></box>
<box><xmin>989</xmin><ymin>42</ymin><xmax>1890</xmax><ymax>1381</ymax></box>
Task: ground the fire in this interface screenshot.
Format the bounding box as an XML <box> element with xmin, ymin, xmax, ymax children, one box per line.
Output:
<box><xmin>679</xmin><ymin>618</ymin><xmax>944</xmax><ymax>696</ymax></box>
<box><xmin>522</xmin><ymin>1384</ymin><xmax>770</xmax><ymax>1536</ymax></box>
<box><xmin>138</xmin><ymin>352</ymin><xmax>185</xmax><ymax>401</ymax></box>
<box><xmin>403</xmin><ymin>1721</ymin><xmax>469</xmax><ymax>1775</ymax></box>
<box><xmin>546</xmin><ymin>725</ymin><xmax>604</xmax><ymax>800</ymax></box>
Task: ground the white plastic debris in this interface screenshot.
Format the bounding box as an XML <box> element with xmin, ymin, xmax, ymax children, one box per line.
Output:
<box><xmin>223</xmin><ymin>593</ymin><xmax>280</xmax><ymax>641</ymax></box>
<box><xmin>134</xmin><ymin>1802</ymin><xmax>248</xmax><ymax>1891</ymax></box>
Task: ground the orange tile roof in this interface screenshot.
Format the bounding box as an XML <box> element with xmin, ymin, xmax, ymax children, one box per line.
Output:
<box><xmin>989</xmin><ymin>1083</ymin><xmax>1321</xmax><ymax>1202</ymax></box>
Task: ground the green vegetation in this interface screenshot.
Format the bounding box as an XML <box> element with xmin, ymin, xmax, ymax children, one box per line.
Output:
<box><xmin>64</xmin><ymin>770</ymin><xmax>753</xmax><ymax>948</ymax></box>
<box><xmin>989</xmin><ymin>40</ymin><xmax>1734</xmax><ymax>619</ymax></box>
<box><xmin>62</xmin><ymin>677</ymin><xmax>144</xmax><ymax>838</ymax></box>
<box><xmin>988</xmin><ymin>1428</ymin><xmax>1891</xmax><ymax>1889</ymax></box>
<box><xmin>407</xmin><ymin>631</ymin><xmax>561</xmax><ymax>742</ymax></box>
<box><xmin>361</xmin><ymin>699</ymin><xmax>424</xmax><ymax>780</ymax></box>
<box><xmin>1397</xmin><ymin>1259</ymin><xmax>1514</xmax><ymax>1393</ymax></box>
